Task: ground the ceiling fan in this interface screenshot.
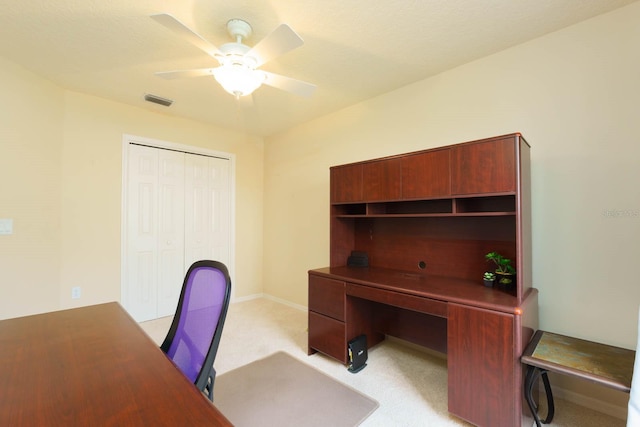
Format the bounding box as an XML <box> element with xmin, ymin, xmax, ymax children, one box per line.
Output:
<box><xmin>151</xmin><ymin>13</ymin><xmax>316</xmax><ymax>99</ymax></box>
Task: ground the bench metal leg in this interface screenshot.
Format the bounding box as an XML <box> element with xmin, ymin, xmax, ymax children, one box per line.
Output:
<box><xmin>524</xmin><ymin>365</ymin><xmax>555</xmax><ymax>426</ymax></box>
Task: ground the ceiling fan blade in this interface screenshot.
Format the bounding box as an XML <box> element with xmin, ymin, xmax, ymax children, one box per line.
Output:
<box><xmin>248</xmin><ymin>24</ymin><xmax>304</xmax><ymax>66</ymax></box>
<box><xmin>151</xmin><ymin>13</ymin><xmax>221</xmax><ymax>58</ymax></box>
<box><xmin>154</xmin><ymin>68</ymin><xmax>216</xmax><ymax>79</ymax></box>
<box><xmin>262</xmin><ymin>71</ymin><xmax>316</xmax><ymax>98</ymax></box>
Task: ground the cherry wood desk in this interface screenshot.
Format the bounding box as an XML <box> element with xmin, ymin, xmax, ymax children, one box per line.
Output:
<box><xmin>312</xmin><ymin>134</ymin><xmax>537</xmax><ymax>426</ymax></box>
<box><xmin>0</xmin><ymin>302</ymin><xmax>231</xmax><ymax>426</ymax></box>
<box><xmin>309</xmin><ymin>266</ymin><xmax>538</xmax><ymax>427</ymax></box>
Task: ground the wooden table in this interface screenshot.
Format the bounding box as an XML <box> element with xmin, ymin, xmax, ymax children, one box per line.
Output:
<box><xmin>521</xmin><ymin>330</ymin><xmax>635</xmax><ymax>427</ymax></box>
<box><xmin>0</xmin><ymin>302</ymin><xmax>232</xmax><ymax>426</ymax></box>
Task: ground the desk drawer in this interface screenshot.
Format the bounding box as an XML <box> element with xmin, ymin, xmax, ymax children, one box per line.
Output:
<box><xmin>308</xmin><ymin>311</ymin><xmax>347</xmax><ymax>363</ymax></box>
<box><xmin>347</xmin><ymin>283</ymin><xmax>447</xmax><ymax>318</ymax></box>
<box><xmin>309</xmin><ymin>275</ymin><xmax>346</xmax><ymax>321</ymax></box>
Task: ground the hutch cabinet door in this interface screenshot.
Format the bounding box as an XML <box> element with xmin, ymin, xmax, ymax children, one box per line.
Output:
<box><xmin>448</xmin><ymin>303</ymin><xmax>517</xmax><ymax>427</ymax></box>
<box><xmin>362</xmin><ymin>158</ymin><xmax>401</xmax><ymax>201</ymax></box>
<box><xmin>330</xmin><ymin>164</ymin><xmax>362</xmax><ymax>203</ymax></box>
<box><xmin>401</xmin><ymin>148</ymin><xmax>451</xmax><ymax>199</ymax></box>
<box><xmin>451</xmin><ymin>137</ymin><xmax>516</xmax><ymax>195</ymax></box>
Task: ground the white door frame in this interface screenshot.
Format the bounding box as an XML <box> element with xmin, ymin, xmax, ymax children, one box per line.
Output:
<box><xmin>120</xmin><ymin>134</ymin><xmax>236</xmax><ymax>313</ymax></box>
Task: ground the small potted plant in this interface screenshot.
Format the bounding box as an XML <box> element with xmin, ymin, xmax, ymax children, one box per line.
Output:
<box><xmin>483</xmin><ymin>271</ymin><xmax>495</xmax><ymax>287</ymax></box>
<box><xmin>485</xmin><ymin>251</ymin><xmax>516</xmax><ymax>290</ymax></box>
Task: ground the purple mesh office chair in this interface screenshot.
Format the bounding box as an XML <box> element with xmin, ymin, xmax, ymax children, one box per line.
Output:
<box><xmin>160</xmin><ymin>260</ymin><xmax>231</xmax><ymax>402</ymax></box>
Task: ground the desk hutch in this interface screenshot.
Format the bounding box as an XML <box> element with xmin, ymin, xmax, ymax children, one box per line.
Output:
<box><xmin>308</xmin><ymin>133</ymin><xmax>538</xmax><ymax>426</ymax></box>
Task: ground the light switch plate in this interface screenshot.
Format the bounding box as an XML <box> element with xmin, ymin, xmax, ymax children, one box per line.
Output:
<box><xmin>0</xmin><ymin>219</ymin><xmax>13</xmax><ymax>235</ymax></box>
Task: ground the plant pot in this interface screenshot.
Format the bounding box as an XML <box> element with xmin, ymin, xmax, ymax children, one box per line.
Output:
<box><xmin>483</xmin><ymin>279</ymin><xmax>494</xmax><ymax>288</ymax></box>
<box><xmin>495</xmin><ymin>271</ymin><xmax>516</xmax><ymax>292</ymax></box>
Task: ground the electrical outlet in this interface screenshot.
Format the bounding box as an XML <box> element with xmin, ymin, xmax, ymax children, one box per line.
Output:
<box><xmin>71</xmin><ymin>286</ymin><xmax>81</xmax><ymax>299</ymax></box>
<box><xmin>0</xmin><ymin>218</ymin><xmax>13</xmax><ymax>235</ymax></box>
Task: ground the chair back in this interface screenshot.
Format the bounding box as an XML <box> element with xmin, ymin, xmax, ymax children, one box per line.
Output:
<box><xmin>161</xmin><ymin>260</ymin><xmax>231</xmax><ymax>400</ymax></box>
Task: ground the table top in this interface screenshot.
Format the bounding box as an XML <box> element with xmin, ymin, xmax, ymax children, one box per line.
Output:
<box><xmin>0</xmin><ymin>302</ymin><xmax>232</xmax><ymax>426</ymax></box>
<box><xmin>310</xmin><ymin>266</ymin><xmax>526</xmax><ymax>314</ymax></box>
<box><xmin>521</xmin><ymin>330</ymin><xmax>635</xmax><ymax>392</ymax></box>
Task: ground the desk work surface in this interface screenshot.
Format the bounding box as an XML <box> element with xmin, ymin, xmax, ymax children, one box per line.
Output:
<box><xmin>312</xmin><ymin>265</ymin><xmax>524</xmax><ymax>314</ymax></box>
<box><xmin>0</xmin><ymin>302</ymin><xmax>231</xmax><ymax>426</ymax></box>
<box><xmin>522</xmin><ymin>330</ymin><xmax>635</xmax><ymax>392</ymax></box>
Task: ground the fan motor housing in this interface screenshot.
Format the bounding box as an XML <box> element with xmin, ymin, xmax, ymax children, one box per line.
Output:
<box><xmin>226</xmin><ymin>19</ymin><xmax>252</xmax><ymax>41</ymax></box>
<box><xmin>216</xmin><ymin>43</ymin><xmax>256</xmax><ymax>67</ymax></box>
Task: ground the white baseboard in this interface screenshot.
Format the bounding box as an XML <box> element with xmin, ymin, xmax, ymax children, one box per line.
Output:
<box><xmin>552</xmin><ymin>385</ymin><xmax>628</xmax><ymax>420</ymax></box>
<box><xmin>262</xmin><ymin>294</ymin><xmax>307</xmax><ymax>312</ymax></box>
<box><xmin>231</xmin><ymin>293</ymin><xmax>264</xmax><ymax>303</ymax></box>
<box><xmin>231</xmin><ymin>293</ymin><xmax>307</xmax><ymax>312</ymax></box>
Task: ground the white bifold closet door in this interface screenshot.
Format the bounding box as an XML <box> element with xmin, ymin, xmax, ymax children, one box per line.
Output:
<box><xmin>183</xmin><ymin>153</ymin><xmax>231</xmax><ymax>269</ymax></box>
<box><xmin>125</xmin><ymin>144</ymin><xmax>230</xmax><ymax>322</ymax></box>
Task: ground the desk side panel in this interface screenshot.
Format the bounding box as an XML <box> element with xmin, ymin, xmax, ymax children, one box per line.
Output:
<box><xmin>516</xmin><ymin>288</ymin><xmax>538</xmax><ymax>427</ymax></box>
<box><xmin>516</xmin><ymin>137</ymin><xmax>532</xmax><ymax>303</ymax></box>
<box><xmin>448</xmin><ymin>303</ymin><xmax>516</xmax><ymax>427</ymax></box>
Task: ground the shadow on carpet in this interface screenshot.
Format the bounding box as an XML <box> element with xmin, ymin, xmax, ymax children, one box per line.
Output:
<box><xmin>214</xmin><ymin>351</ymin><xmax>379</xmax><ymax>426</ymax></box>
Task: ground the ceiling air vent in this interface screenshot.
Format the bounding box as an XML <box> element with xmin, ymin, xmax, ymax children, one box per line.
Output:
<box><xmin>144</xmin><ymin>93</ymin><xmax>173</xmax><ymax>107</ymax></box>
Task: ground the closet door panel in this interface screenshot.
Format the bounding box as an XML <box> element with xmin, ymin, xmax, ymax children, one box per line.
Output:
<box><xmin>156</xmin><ymin>150</ymin><xmax>186</xmax><ymax>318</ymax></box>
<box><xmin>208</xmin><ymin>157</ymin><xmax>231</xmax><ymax>267</ymax></box>
<box><xmin>126</xmin><ymin>144</ymin><xmax>159</xmax><ymax>322</ymax></box>
<box><xmin>184</xmin><ymin>155</ymin><xmax>231</xmax><ymax>269</ymax></box>
<box><xmin>184</xmin><ymin>155</ymin><xmax>210</xmax><ymax>267</ymax></box>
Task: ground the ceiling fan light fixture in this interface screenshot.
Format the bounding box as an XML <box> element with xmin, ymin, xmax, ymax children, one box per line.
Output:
<box><xmin>151</xmin><ymin>14</ymin><xmax>315</xmax><ymax>98</ymax></box>
<box><xmin>213</xmin><ymin>63</ymin><xmax>265</xmax><ymax>98</ymax></box>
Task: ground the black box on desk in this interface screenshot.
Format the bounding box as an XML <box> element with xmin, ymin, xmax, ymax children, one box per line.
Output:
<box><xmin>347</xmin><ymin>251</ymin><xmax>368</xmax><ymax>267</ymax></box>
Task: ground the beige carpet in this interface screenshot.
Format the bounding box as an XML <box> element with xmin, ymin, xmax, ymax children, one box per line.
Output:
<box><xmin>213</xmin><ymin>351</ymin><xmax>379</xmax><ymax>427</ymax></box>
<box><xmin>140</xmin><ymin>298</ymin><xmax>627</xmax><ymax>426</ymax></box>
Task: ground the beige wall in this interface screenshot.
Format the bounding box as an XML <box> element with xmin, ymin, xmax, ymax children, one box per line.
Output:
<box><xmin>0</xmin><ymin>58</ymin><xmax>65</xmax><ymax>318</ymax></box>
<box><xmin>263</xmin><ymin>3</ymin><xmax>640</xmax><ymax>415</ymax></box>
<box><xmin>0</xmin><ymin>59</ymin><xmax>264</xmax><ymax>319</ymax></box>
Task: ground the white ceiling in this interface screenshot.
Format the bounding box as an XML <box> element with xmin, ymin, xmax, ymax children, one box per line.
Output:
<box><xmin>0</xmin><ymin>0</ymin><xmax>636</xmax><ymax>137</ymax></box>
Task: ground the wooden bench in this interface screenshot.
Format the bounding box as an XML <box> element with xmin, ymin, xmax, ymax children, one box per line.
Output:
<box><xmin>521</xmin><ymin>330</ymin><xmax>636</xmax><ymax>426</ymax></box>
